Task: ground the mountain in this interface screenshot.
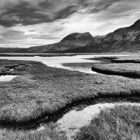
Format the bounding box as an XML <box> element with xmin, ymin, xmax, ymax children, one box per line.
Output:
<box><xmin>100</xmin><ymin>20</ymin><xmax>140</xmax><ymax>52</ymax></box>
<box><xmin>61</xmin><ymin>32</ymin><xmax>94</xmax><ymax>42</ymax></box>
<box><xmin>1</xmin><ymin>20</ymin><xmax>140</xmax><ymax>53</ymax></box>
<box><xmin>27</xmin><ymin>32</ymin><xmax>95</xmax><ymax>53</ymax></box>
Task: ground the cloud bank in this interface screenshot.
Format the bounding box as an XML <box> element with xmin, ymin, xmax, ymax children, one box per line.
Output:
<box><xmin>0</xmin><ymin>0</ymin><xmax>140</xmax><ymax>47</ymax></box>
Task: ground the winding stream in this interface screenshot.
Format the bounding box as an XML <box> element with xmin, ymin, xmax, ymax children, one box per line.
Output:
<box><xmin>0</xmin><ymin>54</ymin><xmax>133</xmax><ymax>140</ymax></box>
<box><xmin>35</xmin><ymin>102</ymin><xmax>140</xmax><ymax>140</ymax></box>
<box><xmin>0</xmin><ymin>54</ymin><xmax>127</xmax><ymax>74</ymax></box>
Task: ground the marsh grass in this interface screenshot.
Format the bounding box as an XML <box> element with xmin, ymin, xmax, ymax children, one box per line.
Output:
<box><xmin>75</xmin><ymin>105</ymin><xmax>140</xmax><ymax>140</ymax></box>
<box><xmin>87</xmin><ymin>55</ymin><xmax>140</xmax><ymax>64</ymax></box>
<box><xmin>0</xmin><ymin>59</ymin><xmax>30</xmax><ymax>75</ymax></box>
<box><xmin>92</xmin><ymin>63</ymin><xmax>140</xmax><ymax>78</ymax></box>
<box><xmin>1</xmin><ymin>59</ymin><xmax>140</xmax><ymax>125</ymax></box>
<box><xmin>91</xmin><ymin>54</ymin><xmax>140</xmax><ymax>78</ymax></box>
<box><xmin>1</xmin><ymin>57</ymin><xmax>140</xmax><ymax>139</ymax></box>
<box><xmin>111</xmin><ymin>55</ymin><xmax>140</xmax><ymax>63</ymax></box>
<box><xmin>0</xmin><ymin>124</ymin><xmax>67</xmax><ymax>140</ymax></box>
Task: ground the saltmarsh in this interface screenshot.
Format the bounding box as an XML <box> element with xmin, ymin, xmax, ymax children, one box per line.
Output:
<box><xmin>0</xmin><ymin>55</ymin><xmax>140</xmax><ymax>140</ymax></box>
<box><xmin>92</xmin><ymin>55</ymin><xmax>140</xmax><ymax>78</ymax></box>
<box><xmin>0</xmin><ymin>58</ymin><xmax>140</xmax><ymax>124</ymax></box>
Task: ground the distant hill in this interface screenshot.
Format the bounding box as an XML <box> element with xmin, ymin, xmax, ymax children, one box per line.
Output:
<box><xmin>26</xmin><ymin>32</ymin><xmax>95</xmax><ymax>53</ymax></box>
<box><xmin>1</xmin><ymin>20</ymin><xmax>140</xmax><ymax>53</ymax></box>
<box><xmin>0</xmin><ymin>48</ymin><xmax>27</xmax><ymax>53</ymax></box>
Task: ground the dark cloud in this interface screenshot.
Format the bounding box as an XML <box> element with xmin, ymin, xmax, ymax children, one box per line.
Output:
<box><xmin>0</xmin><ymin>2</ymin><xmax>50</xmax><ymax>27</ymax></box>
<box><xmin>33</xmin><ymin>34</ymin><xmax>59</xmax><ymax>40</ymax></box>
<box><xmin>90</xmin><ymin>1</ymin><xmax>115</xmax><ymax>13</ymax></box>
<box><xmin>1</xmin><ymin>30</ymin><xmax>27</xmax><ymax>40</ymax></box>
<box><xmin>0</xmin><ymin>0</ymin><xmax>129</xmax><ymax>27</ymax></box>
<box><xmin>0</xmin><ymin>0</ymin><xmax>77</xmax><ymax>27</ymax></box>
<box><xmin>55</xmin><ymin>6</ymin><xmax>77</xmax><ymax>20</ymax></box>
<box><xmin>77</xmin><ymin>0</ymin><xmax>122</xmax><ymax>13</ymax></box>
<box><xmin>95</xmin><ymin>0</ymin><xmax>140</xmax><ymax>21</ymax></box>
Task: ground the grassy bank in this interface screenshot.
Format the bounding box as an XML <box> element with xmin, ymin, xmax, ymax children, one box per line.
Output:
<box><xmin>0</xmin><ymin>53</ymin><xmax>76</xmax><ymax>57</ymax></box>
<box><xmin>0</xmin><ymin>123</ymin><xmax>67</xmax><ymax>140</ymax></box>
<box><xmin>1</xmin><ymin>59</ymin><xmax>140</xmax><ymax>124</ymax></box>
<box><xmin>0</xmin><ymin>59</ymin><xmax>30</xmax><ymax>75</ymax></box>
<box><xmin>110</xmin><ymin>55</ymin><xmax>140</xmax><ymax>63</ymax></box>
<box><xmin>87</xmin><ymin>55</ymin><xmax>140</xmax><ymax>64</ymax></box>
<box><xmin>92</xmin><ymin>62</ymin><xmax>140</xmax><ymax>78</ymax></box>
<box><xmin>91</xmin><ymin>55</ymin><xmax>140</xmax><ymax>78</ymax></box>
<box><xmin>75</xmin><ymin>105</ymin><xmax>140</xmax><ymax>140</ymax></box>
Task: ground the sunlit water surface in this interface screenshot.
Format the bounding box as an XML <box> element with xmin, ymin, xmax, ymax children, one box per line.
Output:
<box><xmin>0</xmin><ymin>75</ymin><xmax>16</xmax><ymax>82</ymax></box>
<box><xmin>0</xmin><ymin>54</ymin><xmax>127</xmax><ymax>74</ymax></box>
<box><xmin>36</xmin><ymin>102</ymin><xmax>140</xmax><ymax>140</ymax></box>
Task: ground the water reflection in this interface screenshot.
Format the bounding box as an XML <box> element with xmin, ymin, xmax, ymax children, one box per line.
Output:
<box><xmin>0</xmin><ymin>75</ymin><xmax>16</xmax><ymax>82</ymax></box>
<box><xmin>0</xmin><ymin>54</ymin><xmax>127</xmax><ymax>74</ymax></box>
<box><xmin>56</xmin><ymin>102</ymin><xmax>140</xmax><ymax>140</ymax></box>
<box><xmin>62</xmin><ymin>63</ymin><xmax>98</xmax><ymax>74</ymax></box>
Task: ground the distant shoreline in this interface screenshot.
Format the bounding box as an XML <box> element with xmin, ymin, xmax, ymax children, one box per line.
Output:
<box><xmin>0</xmin><ymin>52</ymin><xmax>131</xmax><ymax>57</ymax></box>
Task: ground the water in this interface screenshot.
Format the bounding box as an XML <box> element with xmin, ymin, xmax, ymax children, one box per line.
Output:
<box><xmin>0</xmin><ymin>75</ymin><xmax>16</xmax><ymax>82</ymax></box>
<box><xmin>0</xmin><ymin>54</ymin><xmax>128</xmax><ymax>74</ymax></box>
<box><xmin>56</xmin><ymin>102</ymin><xmax>140</xmax><ymax>140</ymax></box>
<box><xmin>34</xmin><ymin>102</ymin><xmax>140</xmax><ymax>140</ymax></box>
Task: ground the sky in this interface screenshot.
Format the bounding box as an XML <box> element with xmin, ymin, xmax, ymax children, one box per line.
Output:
<box><xmin>0</xmin><ymin>0</ymin><xmax>140</xmax><ymax>48</ymax></box>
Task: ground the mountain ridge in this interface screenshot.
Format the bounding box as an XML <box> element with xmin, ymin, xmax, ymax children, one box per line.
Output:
<box><xmin>1</xmin><ymin>20</ymin><xmax>140</xmax><ymax>53</ymax></box>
